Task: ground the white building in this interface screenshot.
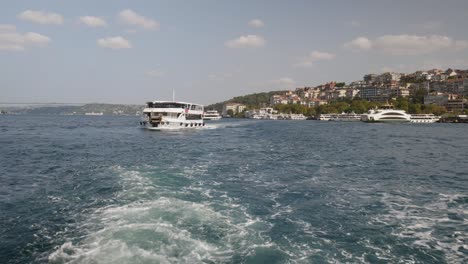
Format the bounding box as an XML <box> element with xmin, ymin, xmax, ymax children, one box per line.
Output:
<box><xmin>222</xmin><ymin>103</ymin><xmax>246</xmax><ymax>116</ymax></box>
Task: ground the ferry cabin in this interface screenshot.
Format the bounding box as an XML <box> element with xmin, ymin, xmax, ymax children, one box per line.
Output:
<box><xmin>142</xmin><ymin>101</ymin><xmax>205</xmax><ymax>129</ymax></box>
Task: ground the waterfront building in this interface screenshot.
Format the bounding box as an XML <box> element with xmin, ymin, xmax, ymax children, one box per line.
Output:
<box><xmin>358</xmin><ymin>86</ymin><xmax>391</xmax><ymax>102</ymax></box>
<box><xmin>446</xmin><ymin>98</ymin><xmax>467</xmax><ymax>112</ymax></box>
<box><xmin>331</xmin><ymin>89</ymin><xmax>347</xmax><ymax>100</ymax></box>
<box><xmin>345</xmin><ymin>88</ymin><xmax>360</xmax><ymax>99</ymax></box>
<box><xmin>391</xmin><ymin>87</ymin><xmax>410</xmax><ymax>98</ymax></box>
<box><xmin>424</xmin><ymin>93</ymin><xmax>455</xmax><ymax>106</ymax></box>
<box><xmin>270</xmin><ymin>95</ymin><xmax>289</xmax><ymax>105</ymax></box>
<box><xmin>307</xmin><ymin>98</ymin><xmax>327</xmax><ymax>107</ymax></box>
<box><xmin>222</xmin><ymin>103</ymin><xmax>246</xmax><ymax>116</ymax></box>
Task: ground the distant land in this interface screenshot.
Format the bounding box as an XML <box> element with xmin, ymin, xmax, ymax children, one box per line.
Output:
<box><xmin>2</xmin><ymin>103</ymin><xmax>144</xmax><ymax>116</ymax></box>
<box><xmin>2</xmin><ymin>67</ymin><xmax>467</xmax><ymax>117</ymax></box>
<box><xmin>1</xmin><ymin>92</ymin><xmax>286</xmax><ymax>116</ymax></box>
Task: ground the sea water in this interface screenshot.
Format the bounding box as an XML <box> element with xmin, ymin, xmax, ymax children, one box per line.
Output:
<box><xmin>0</xmin><ymin>115</ymin><xmax>467</xmax><ymax>263</ymax></box>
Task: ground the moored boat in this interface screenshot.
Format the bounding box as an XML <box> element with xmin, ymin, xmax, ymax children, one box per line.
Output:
<box><xmin>140</xmin><ymin>101</ymin><xmax>205</xmax><ymax>130</ymax></box>
<box><xmin>330</xmin><ymin>112</ymin><xmax>361</xmax><ymax>122</ymax></box>
<box><xmin>203</xmin><ymin>110</ymin><xmax>222</xmax><ymax>120</ymax></box>
<box><xmin>317</xmin><ymin>114</ymin><xmax>334</xmax><ymax>121</ymax></box>
<box><xmin>410</xmin><ymin>114</ymin><xmax>440</xmax><ymax>123</ymax></box>
<box><xmin>361</xmin><ymin>105</ymin><xmax>411</xmax><ymax>123</ymax></box>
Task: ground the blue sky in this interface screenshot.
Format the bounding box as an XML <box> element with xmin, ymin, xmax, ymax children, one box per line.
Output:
<box><xmin>1</xmin><ymin>0</ymin><xmax>468</xmax><ymax>105</ymax></box>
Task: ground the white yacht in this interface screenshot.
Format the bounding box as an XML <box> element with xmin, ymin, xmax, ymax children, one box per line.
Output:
<box><xmin>317</xmin><ymin>114</ymin><xmax>335</xmax><ymax>121</ymax></box>
<box><xmin>330</xmin><ymin>112</ymin><xmax>361</xmax><ymax>122</ymax></box>
<box><xmin>85</xmin><ymin>112</ymin><xmax>104</xmax><ymax>116</ymax></box>
<box><xmin>286</xmin><ymin>114</ymin><xmax>307</xmax><ymax>120</ymax></box>
<box><xmin>140</xmin><ymin>101</ymin><xmax>205</xmax><ymax>130</ymax></box>
<box><xmin>410</xmin><ymin>114</ymin><xmax>440</xmax><ymax>123</ymax></box>
<box><xmin>361</xmin><ymin>106</ymin><xmax>411</xmax><ymax>123</ymax></box>
<box><xmin>203</xmin><ymin>110</ymin><xmax>222</xmax><ymax>120</ymax></box>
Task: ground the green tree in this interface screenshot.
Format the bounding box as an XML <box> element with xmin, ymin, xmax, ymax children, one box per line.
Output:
<box><xmin>350</xmin><ymin>100</ymin><xmax>367</xmax><ymax>113</ymax></box>
<box><xmin>423</xmin><ymin>104</ymin><xmax>446</xmax><ymax>115</ymax></box>
<box><xmin>306</xmin><ymin>107</ymin><xmax>316</xmax><ymax>117</ymax></box>
<box><xmin>408</xmin><ymin>103</ymin><xmax>422</xmax><ymax>114</ymax></box>
<box><xmin>395</xmin><ymin>97</ymin><xmax>409</xmax><ymax>111</ymax></box>
<box><xmin>412</xmin><ymin>88</ymin><xmax>427</xmax><ymax>104</ymax></box>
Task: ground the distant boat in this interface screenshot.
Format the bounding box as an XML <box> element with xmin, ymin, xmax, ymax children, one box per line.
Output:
<box><xmin>140</xmin><ymin>101</ymin><xmax>205</xmax><ymax>130</ymax></box>
<box><xmin>85</xmin><ymin>112</ymin><xmax>103</xmax><ymax>116</ymax></box>
<box><xmin>203</xmin><ymin>110</ymin><xmax>222</xmax><ymax>120</ymax></box>
<box><xmin>317</xmin><ymin>114</ymin><xmax>334</xmax><ymax>121</ymax></box>
<box><xmin>361</xmin><ymin>105</ymin><xmax>411</xmax><ymax>122</ymax></box>
<box><xmin>330</xmin><ymin>112</ymin><xmax>361</xmax><ymax>122</ymax></box>
<box><xmin>410</xmin><ymin>114</ymin><xmax>440</xmax><ymax>123</ymax></box>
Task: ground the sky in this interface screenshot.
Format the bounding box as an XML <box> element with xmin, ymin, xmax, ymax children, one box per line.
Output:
<box><xmin>1</xmin><ymin>0</ymin><xmax>468</xmax><ymax>105</ymax></box>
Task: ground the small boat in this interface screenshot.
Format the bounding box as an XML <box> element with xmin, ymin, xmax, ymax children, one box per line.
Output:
<box><xmin>140</xmin><ymin>101</ymin><xmax>205</xmax><ymax>130</ymax></box>
<box><xmin>330</xmin><ymin>112</ymin><xmax>361</xmax><ymax>122</ymax></box>
<box><xmin>317</xmin><ymin>114</ymin><xmax>334</xmax><ymax>121</ymax></box>
<box><xmin>203</xmin><ymin>110</ymin><xmax>222</xmax><ymax>120</ymax></box>
<box><xmin>361</xmin><ymin>105</ymin><xmax>411</xmax><ymax>123</ymax></box>
<box><xmin>410</xmin><ymin>114</ymin><xmax>440</xmax><ymax>123</ymax></box>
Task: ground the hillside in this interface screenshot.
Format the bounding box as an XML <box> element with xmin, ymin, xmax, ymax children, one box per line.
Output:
<box><xmin>206</xmin><ymin>90</ymin><xmax>287</xmax><ymax>112</ymax></box>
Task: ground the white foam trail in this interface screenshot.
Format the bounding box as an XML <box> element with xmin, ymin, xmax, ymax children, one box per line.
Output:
<box><xmin>372</xmin><ymin>192</ymin><xmax>468</xmax><ymax>263</ymax></box>
<box><xmin>48</xmin><ymin>165</ymin><xmax>279</xmax><ymax>264</ymax></box>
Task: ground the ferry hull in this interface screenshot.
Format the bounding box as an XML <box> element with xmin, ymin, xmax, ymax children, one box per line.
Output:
<box><xmin>140</xmin><ymin>120</ymin><xmax>205</xmax><ymax>130</ymax></box>
<box><xmin>362</xmin><ymin>119</ymin><xmax>410</xmax><ymax>123</ymax></box>
<box><xmin>203</xmin><ymin>116</ymin><xmax>222</xmax><ymax>121</ymax></box>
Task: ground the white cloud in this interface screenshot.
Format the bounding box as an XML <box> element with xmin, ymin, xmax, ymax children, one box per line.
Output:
<box><xmin>79</xmin><ymin>16</ymin><xmax>107</xmax><ymax>27</ymax></box>
<box><xmin>146</xmin><ymin>69</ymin><xmax>165</xmax><ymax>77</ymax></box>
<box><xmin>309</xmin><ymin>51</ymin><xmax>335</xmax><ymax>60</ymax></box>
<box><xmin>118</xmin><ymin>9</ymin><xmax>159</xmax><ymax>30</ymax></box>
<box><xmin>208</xmin><ymin>73</ymin><xmax>233</xmax><ymax>81</ymax></box>
<box><xmin>97</xmin><ymin>36</ymin><xmax>131</xmax><ymax>49</ymax></box>
<box><xmin>412</xmin><ymin>21</ymin><xmax>443</xmax><ymax>31</ymax></box>
<box><xmin>375</xmin><ymin>35</ymin><xmax>452</xmax><ymax>55</ymax></box>
<box><xmin>345</xmin><ymin>20</ymin><xmax>361</xmax><ymax>27</ymax></box>
<box><xmin>380</xmin><ymin>66</ymin><xmax>395</xmax><ymax>73</ymax></box>
<box><xmin>344</xmin><ymin>37</ymin><xmax>372</xmax><ymax>51</ymax></box>
<box><xmin>18</xmin><ymin>10</ymin><xmax>64</xmax><ymax>25</ymax></box>
<box><xmin>0</xmin><ymin>24</ymin><xmax>16</xmax><ymax>31</ymax></box>
<box><xmin>249</xmin><ymin>19</ymin><xmax>264</xmax><ymax>28</ymax></box>
<box><xmin>295</xmin><ymin>50</ymin><xmax>335</xmax><ymax>67</ymax></box>
<box><xmin>0</xmin><ymin>24</ymin><xmax>51</xmax><ymax>51</ymax></box>
<box><xmin>345</xmin><ymin>34</ymin><xmax>467</xmax><ymax>55</ymax></box>
<box><xmin>455</xmin><ymin>40</ymin><xmax>468</xmax><ymax>51</ymax></box>
<box><xmin>270</xmin><ymin>77</ymin><xmax>296</xmax><ymax>88</ymax></box>
<box><xmin>225</xmin><ymin>35</ymin><xmax>265</xmax><ymax>48</ymax></box>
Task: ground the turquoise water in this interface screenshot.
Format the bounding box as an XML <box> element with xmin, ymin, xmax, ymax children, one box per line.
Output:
<box><xmin>0</xmin><ymin>115</ymin><xmax>467</xmax><ymax>263</ymax></box>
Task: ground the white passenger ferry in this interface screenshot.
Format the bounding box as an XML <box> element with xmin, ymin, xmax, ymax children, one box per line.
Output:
<box><xmin>140</xmin><ymin>101</ymin><xmax>205</xmax><ymax>130</ymax></box>
<box><xmin>330</xmin><ymin>112</ymin><xmax>362</xmax><ymax>122</ymax></box>
<box><xmin>203</xmin><ymin>110</ymin><xmax>222</xmax><ymax>120</ymax></box>
<box><xmin>409</xmin><ymin>114</ymin><xmax>440</xmax><ymax>123</ymax></box>
<box><xmin>361</xmin><ymin>105</ymin><xmax>411</xmax><ymax>123</ymax></box>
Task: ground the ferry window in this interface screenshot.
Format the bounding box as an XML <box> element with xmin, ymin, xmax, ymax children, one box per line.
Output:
<box><xmin>191</xmin><ymin>105</ymin><xmax>196</xmax><ymax>110</ymax></box>
<box><xmin>153</xmin><ymin>103</ymin><xmax>184</xmax><ymax>108</ymax></box>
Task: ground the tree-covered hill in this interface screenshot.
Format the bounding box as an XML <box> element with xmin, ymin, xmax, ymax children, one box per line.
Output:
<box><xmin>206</xmin><ymin>90</ymin><xmax>287</xmax><ymax>112</ymax></box>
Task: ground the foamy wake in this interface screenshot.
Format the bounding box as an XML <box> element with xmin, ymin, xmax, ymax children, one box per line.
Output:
<box><xmin>48</xmin><ymin>165</ymin><xmax>277</xmax><ymax>264</ymax></box>
<box><xmin>373</xmin><ymin>192</ymin><xmax>468</xmax><ymax>263</ymax></box>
